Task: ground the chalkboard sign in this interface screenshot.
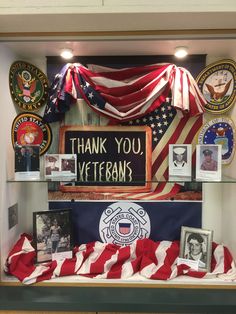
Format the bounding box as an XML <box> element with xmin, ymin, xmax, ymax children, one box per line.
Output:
<box><xmin>59</xmin><ymin>126</ymin><xmax>152</xmax><ymax>192</ymax></box>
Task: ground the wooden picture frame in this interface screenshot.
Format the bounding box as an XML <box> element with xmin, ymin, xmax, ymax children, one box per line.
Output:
<box><xmin>59</xmin><ymin>125</ymin><xmax>152</xmax><ymax>192</ymax></box>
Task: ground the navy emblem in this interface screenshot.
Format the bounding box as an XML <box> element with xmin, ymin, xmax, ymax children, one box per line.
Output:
<box><xmin>99</xmin><ymin>202</ymin><xmax>150</xmax><ymax>246</ymax></box>
<box><xmin>9</xmin><ymin>61</ymin><xmax>49</xmax><ymax>112</ymax></box>
<box><xmin>198</xmin><ymin>117</ymin><xmax>235</xmax><ymax>164</ymax></box>
<box><xmin>196</xmin><ymin>59</ymin><xmax>236</xmax><ymax>114</ymax></box>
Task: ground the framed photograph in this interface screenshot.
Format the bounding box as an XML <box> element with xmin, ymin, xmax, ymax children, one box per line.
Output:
<box><xmin>44</xmin><ymin>154</ymin><xmax>77</xmax><ymax>178</ymax></box>
<box><xmin>8</xmin><ymin>203</ymin><xmax>18</xmax><ymax>229</ymax></box>
<box><xmin>44</xmin><ymin>154</ymin><xmax>60</xmax><ymax>176</ymax></box>
<box><xmin>179</xmin><ymin>226</ymin><xmax>213</xmax><ymax>272</ymax></box>
<box><xmin>60</xmin><ymin>154</ymin><xmax>77</xmax><ymax>176</ymax></box>
<box><xmin>196</xmin><ymin>144</ymin><xmax>222</xmax><ymax>181</ymax></box>
<box><xmin>33</xmin><ymin>209</ymin><xmax>73</xmax><ymax>263</ymax></box>
<box><xmin>14</xmin><ymin>144</ymin><xmax>40</xmax><ymax>180</ymax></box>
<box><xmin>169</xmin><ymin>144</ymin><xmax>192</xmax><ymax>181</ymax></box>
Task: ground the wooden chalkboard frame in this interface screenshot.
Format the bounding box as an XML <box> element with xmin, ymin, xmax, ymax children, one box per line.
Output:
<box><xmin>59</xmin><ymin>125</ymin><xmax>152</xmax><ymax>192</ymax></box>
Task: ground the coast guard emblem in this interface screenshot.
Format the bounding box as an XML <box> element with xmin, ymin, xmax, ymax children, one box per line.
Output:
<box><xmin>99</xmin><ymin>202</ymin><xmax>150</xmax><ymax>246</ymax></box>
<box><xmin>198</xmin><ymin>117</ymin><xmax>235</xmax><ymax>164</ymax></box>
<box><xmin>9</xmin><ymin>61</ymin><xmax>49</xmax><ymax>112</ymax></box>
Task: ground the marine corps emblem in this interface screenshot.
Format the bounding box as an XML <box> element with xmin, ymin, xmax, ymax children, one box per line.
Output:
<box><xmin>9</xmin><ymin>61</ymin><xmax>49</xmax><ymax>112</ymax></box>
<box><xmin>11</xmin><ymin>113</ymin><xmax>52</xmax><ymax>155</ymax></box>
<box><xmin>99</xmin><ymin>202</ymin><xmax>150</xmax><ymax>246</ymax></box>
<box><xmin>196</xmin><ymin>59</ymin><xmax>236</xmax><ymax>114</ymax></box>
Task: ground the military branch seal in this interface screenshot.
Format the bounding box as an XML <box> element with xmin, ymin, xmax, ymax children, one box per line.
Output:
<box><xmin>11</xmin><ymin>113</ymin><xmax>52</xmax><ymax>156</ymax></box>
<box><xmin>99</xmin><ymin>202</ymin><xmax>150</xmax><ymax>246</ymax></box>
<box><xmin>198</xmin><ymin>117</ymin><xmax>235</xmax><ymax>164</ymax></box>
<box><xmin>196</xmin><ymin>59</ymin><xmax>236</xmax><ymax>114</ymax></box>
<box><xmin>9</xmin><ymin>61</ymin><xmax>49</xmax><ymax>112</ymax></box>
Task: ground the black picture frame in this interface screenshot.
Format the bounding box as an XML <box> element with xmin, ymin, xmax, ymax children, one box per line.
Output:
<box><xmin>33</xmin><ymin>208</ymin><xmax>73</xmax><ymax>263</ymax></box>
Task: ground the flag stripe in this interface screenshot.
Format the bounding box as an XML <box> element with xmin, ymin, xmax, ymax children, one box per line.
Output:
<box><xmin>43</xmin><ymin>63</ymin><xmax>206</xmax><ymax>124</ymax></box>
<box><xmin>6</xmin><ymin>234</ymin><xmax>236</xmax><ymax>285</ymax></box>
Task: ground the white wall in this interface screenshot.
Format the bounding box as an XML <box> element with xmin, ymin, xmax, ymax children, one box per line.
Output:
<box><xmin>221</xmin><ymin>69</ymin><xmax>236</xmax><ymax>259</ymax></box>
<box><xmin>202</xmin><ymin>54</ymin><xmax>236</xmax><ymax>258</ymax></box>
<box><xmin>0</xmin><ymin>44</ymin><xmax>23</xmax><ymax>277</ymax></box>
<box><xmin>0</xmin><ymin>45</ymin><xmax>48</xmax><ymax>280</ymax></box>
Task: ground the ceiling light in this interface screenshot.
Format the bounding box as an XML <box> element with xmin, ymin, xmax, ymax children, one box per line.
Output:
<box><xmin>60</xmin><ymin>48</ymin><xmax>74</xmax><ymax>59</ymax></box>
<box><xmin>174</xmin><ymin>46</ymin><xmax>188</xmax><ymax>58</ymax></box>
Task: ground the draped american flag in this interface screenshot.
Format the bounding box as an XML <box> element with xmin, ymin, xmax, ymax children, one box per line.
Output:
<box><xmin>5</xmin><ymin>234</ymin><xmax>236</xmax><ymax>285</ymax></box>
<box><xmin>43</xmin><ymin>63</ymin><xmax>205</xmax><ymax>199</ymax></box>
<box><xmin>43</xmin><ymin>62</ymin><xmax>206</xmax><ymax>123</ymax></box>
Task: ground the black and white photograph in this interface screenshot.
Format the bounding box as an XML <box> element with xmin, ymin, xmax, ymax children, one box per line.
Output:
<box><xmin>60</xmin><ymin>154</ymin><xmax>77</xmax><ymax>176</ymax></box>
<box><xmin>8</xmin><ymin>203</ymin><xmax>18</xmax><ymax>229</ymax></box>
<box><xmin>33</xmin><ymin>209</ymin><xmax>73</xmax><ymax>263</ymax></box>
<box><xmin>196</xmin><ymin>144</ymin><xmax>222</xmax><ymax>181</ymax></box>
<box><xmin>14</xmin><ymin>144</ymin><xmax>40</xmax><ymax>180</ymax></box>
<box><xmin>44</xmin><ymin>154</ymin><xmax>77</xmax><ymax>178</ymax></box>
<box><xmin>179</xmin><ymin>226</ymin><xmax>213</xmax><ymax>272</ymax></box>
<box><xmin>168</xmin><ymin>144</ymin><xmax>192</xmax><ymax>181</ymax></box>
<box><xmin>44</xmin><ymin>154</ymin><xmax>60</xmax><ymax>176</ymax></box>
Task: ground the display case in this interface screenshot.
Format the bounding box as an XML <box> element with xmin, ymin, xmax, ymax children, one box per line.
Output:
<box><xmin>1</xmin><ymin>43</ymin><xmax>236</xmax><ymax>313</ymax></box>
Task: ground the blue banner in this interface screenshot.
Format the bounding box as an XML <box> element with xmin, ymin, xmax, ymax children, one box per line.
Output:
<box><xmin>49</xmin><ymin>201</ymin><xmax>201</xmax><ymax>246</ymax></box>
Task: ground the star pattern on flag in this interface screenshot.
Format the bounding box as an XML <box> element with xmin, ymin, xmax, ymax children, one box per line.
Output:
<box><xmin>78</xmin><ymin>73</ymin><xmax>106</xmax><ymax>110</ymax></box>
<box><xmin>125</xmin><ymin>102</ymin><xmax>176</xmax><ymax>149</ymax></box>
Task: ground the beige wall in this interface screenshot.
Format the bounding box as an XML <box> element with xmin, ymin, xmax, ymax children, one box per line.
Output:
<box><xmin>0</xmin><ymin>1</ymin><xmax>236</xmax><ymax>34</ymax></box>
<box><xmin>1</xmin><ymin>0</ymin><xmax>236</xmax><ymax>13</ymax></box>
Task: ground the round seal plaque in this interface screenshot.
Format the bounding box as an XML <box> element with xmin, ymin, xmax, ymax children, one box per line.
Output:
<box><xmin>198</xmin><ymin>117</ymin><xmax>235</xmax><ymax>164</ymax></box>
<box><xmin>9</xmin><ymin>61</ymin><xmax>49</xmax><ymax>112</ymax></box>
<box><xmin>11</xmin><ymin>113</ymin><xmax>52</xmax><ymax>155</ymax></box>
<box><xmin>99</xmin><ymin>202</ymin><xmax>150</xmax><ymax>246</ymax></box>
<box><xmin>196</xmin><ymin>59</ymin><xmax>236</xmax><ymax>114</ymax></box>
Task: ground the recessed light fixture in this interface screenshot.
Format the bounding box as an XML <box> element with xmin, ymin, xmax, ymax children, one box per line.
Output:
<box><xmin>60</xmin><ymin>48</ymin><xmax>74</xmax><ymax>59</ymax></box>
<box><xmin>174</xmin><ymin>46</ymin><xmax>188</xmax><ymax>58</ymax></box>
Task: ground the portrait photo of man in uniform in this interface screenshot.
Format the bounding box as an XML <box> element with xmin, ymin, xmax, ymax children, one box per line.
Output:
<box><xmin>60</xmin><ymin>154</ymin><xmax>77</xmax><ymax>176</ymax></box>
<box><xmin>196</xmin><ymin>144</ymin><xmax>221</xmax><ymax>181</ymax></box>
<box><xmin>173</xmin><ymin>146</ymin><xmax>187</xmax><ymax>168</ymax></box>
<box><xmin>45</xmin><ymin>154</ymin><xmax>60</xmax><ymax>176</ymax></box>
<box><xmin>168</xmin><ymin>144</ymin><xmax>192</xmax><ymax>180</ymax></box>
<box><xmin>14</xmin><ymin>144</ymin><xmax>40</xmax><ymax>180</ymax></box>
<box><xmin>201</xmin><ymin>148</ymin><xmax>218</xmax><ymax>171</ymax></box>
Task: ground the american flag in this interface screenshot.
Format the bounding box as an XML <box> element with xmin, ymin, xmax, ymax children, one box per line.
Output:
<box><xmin>119</xmin><ymin>223</ymin><xmax>131</xmax><ymax>235</ymax></box>
<box><xmin>43</xmin><ymin>63</ymin><xmax>206</xmax><ymax>123</ymax></box>
<box><xmin>43</xmin><ymin>63</ymin><xmax>205</xmax><ymax>199</ymax></box>
<box><xmin>5</xmin><ymin>234</ymin><xmax>236</xmax><ymax>285</ymax></box>
<box><xmin>106</xmin><ymin>102</ymin><xmax>202</xmax><ymax>200</ymax></box>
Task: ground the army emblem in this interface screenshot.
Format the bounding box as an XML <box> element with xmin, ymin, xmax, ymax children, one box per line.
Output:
<box><xmin>9</xmin><ymin>61</ymin><xmax>49</xmax><ymax>112</ymax></box>
<box><xmin>198</xmin><ymin>117</ymin><xmax>235</xmax><ymax>164</ymax></box>
<box><xmin>11</xmin><ymin>113</ymin><xmax>52</xmax><ymax>155</ymax></box>
<box><xmin>99</xmin><ymin>202</ymin><xmax>150</xmax><ymax>246</ymax></box>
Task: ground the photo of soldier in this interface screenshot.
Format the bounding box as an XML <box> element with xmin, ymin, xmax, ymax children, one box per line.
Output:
<box><xmin>200</xmin><ymin>149</ymin><xmax>218</xmax><ymax>171</ymax></box>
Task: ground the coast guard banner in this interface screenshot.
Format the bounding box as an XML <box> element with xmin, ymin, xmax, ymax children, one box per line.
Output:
<box><xmin>49</xmin><ymin>201</ymin><xmax>201</xmax><ymax>246</ymax></box>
